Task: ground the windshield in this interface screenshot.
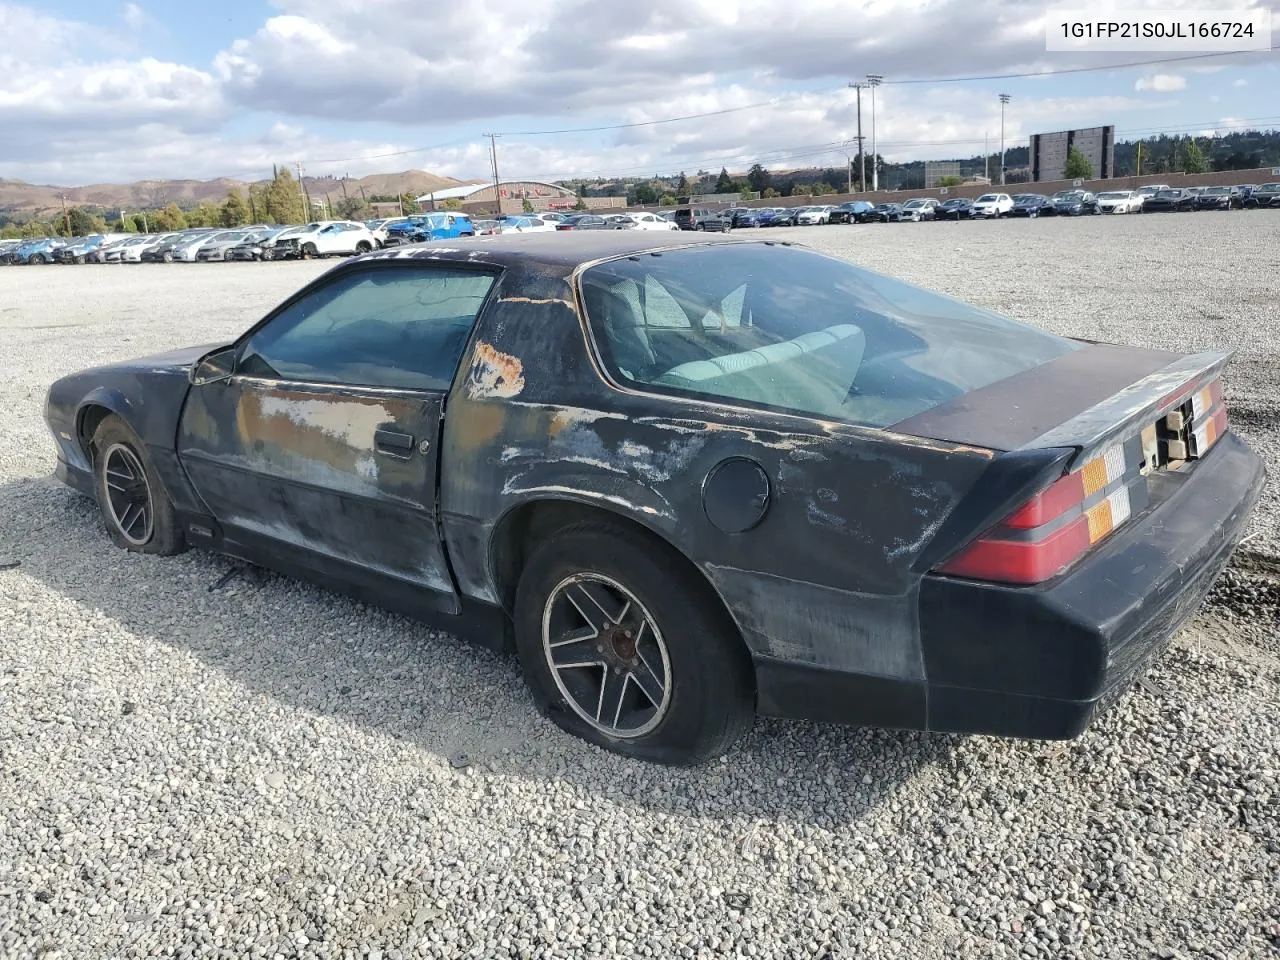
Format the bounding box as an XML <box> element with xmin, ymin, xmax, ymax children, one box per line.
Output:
<box><xmin>1097</xmin><ymin>192</ymin><xmax>1129</xmax><ymax>199</ymax></box>
<box><xmin>580</xmin><ymin>244</ymin><xmax>1078</xmax><ymax>428</ymax></box>
<box><xmin>1202</xmin><ymin>187</ymin><xmax>1228</xmax><ymax>195</ymax></box>
<box><xmin>1157</xmin><ymin>190</ymin><xmax>1181</xmax><ymax>198</ymax></box>
<box><xmin>904</xmin><ymin>200</ymin><xmax>925</xmax><ymax>208</ymax></box>
<box><xmin>976</xmin><ymin>194</ymin><xmax>998</xmax><ymax>203</ymax></box>
<box><xmin>1058</xmin><ymin>192</ymin><xmax>1084</xmax><ymax>201</ymax></box>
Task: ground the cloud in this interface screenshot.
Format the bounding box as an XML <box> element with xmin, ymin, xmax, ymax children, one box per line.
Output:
<box><xmin>1134</xmin><ymin>73</ymin><xmax>1186</xmax><ymax>92</ymax></box>
<box><xmin>1233</xmin><ymin>78</ymin><xmax>1248</xmax><ymax>87</ymax></box>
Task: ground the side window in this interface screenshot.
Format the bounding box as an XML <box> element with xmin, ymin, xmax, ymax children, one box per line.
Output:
<box><xmin>237</xmin><ymin>266</ymin><xmax>497</xmax><ymax>390</ymax></box>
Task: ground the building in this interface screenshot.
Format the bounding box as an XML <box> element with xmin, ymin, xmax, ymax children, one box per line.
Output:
<box><xmin>1030</xmin><ymin>126</ymin><xmax>1115</xmax><ymax>182</ymax></box>
<box><xmin>924</xmin><ymin>161</ymin><xmax>961</xmax><ymax>188</ymax></box>
<box><xmin>415</xmin><ymin>180</ymin><xmax>625</xmax><ymax>216</ymax></box>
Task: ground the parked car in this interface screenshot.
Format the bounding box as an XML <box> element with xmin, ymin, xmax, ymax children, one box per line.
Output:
<box><xmin>44</xmin><ymin>232</ymin><xmax>1262</xmax><ymax>764</ymax></box>
<box><xmin>1244</xmin><ymin>182</ymin><xmax>1280</xmax><ymax>208</ymax></box>
<box><xmin>55</xmin><ymin>234</ymin><xmax>119</xmax><ymax>264</ymax></box>
<box><xmin>114</xmin><ymin>234</ymin><xmax>174</xmax><ymax>263</ymax></box>
<box><xmin>934</xmin><ymin>198</ymin><xmax>974</xmax><ymax>221</ymax></box>
<box><xmin>872</xmin><ymin>202</ymin><xmax>907</xmax><ymax>222</ymax></box>
<box><xmin>272</xmin><ymin>221</ymin><xmax>381</xmax><ymax>258</ymax></box>
<box><xmin>969</xmin><ymin>193</ymin><xmax>1015</xmax><ymax>218</ymax></box>
<box><xmin>1142</xmin><ymin>189</ymin><xmax>1196</xmax><ymax>213</ymax></box>
<box><xmin>383</xmin><ymin>213</ymin><xmax>476</xmax><ymax>246</ymax></box>
<box><xmin>1010</xmin><ymin>194</ymin><xmax>1051</xmax><ymax>218</ymax></box>
<box><xmin>497</xmin><ymin>215</ymin><xmax>557</xmax><ymax>234</ymax></box>
<box><xmin>674</xmin><ymin>207</ymin><xmax>731</xmax><ymax>232</ymax></box>
<box><xmin>754</xmin><ymin>208</ymin><xmax>793</xmax><ymax>227</ymax></box>
<box><xmin>899</xmin><ymin>198</ymin><xmax>938</xmax><ymax>222</ymax></box>
<box><xmin>1135</xmin><ymin>184</ymin><xmax>1171</xmax><ymax>199</ymax></box>
<box><xmin>193</xmin><ymin>231</ymin><xmax>258</xmax><ymax>261</ymax></box>
<box><xmin>796</xmin><ymin>205</ymin><xmax>837</xmax><ymax>225</ymax></box>
<box><xmin>1046</xmin><ymin>191</ymin><xmax>1098</xmax><ymax>217</ymax></box>
<box><xmin>86</xmin><ymin>236</ymin><xmax>138</xmax><ymax>263</ymax></box>
<box><xmin>10</xmin><ymin>237</ymin><xmax>67</xmax><ymax>264</ymax></box>
<box><xmin>225</xmin><ymin>229</ymin><xmax>287</xmax><ymax>262</ymax></box>
<box><xmin>169</xmin><ymin>230</ymin><xmax>226</xmax><ymax>262</ymax></box>
<box><xmin>473</xmin><ymin>219</ymin><xmax>503</xmax><ymax>236</ymax></box>
<box><xmin>828</xmin><ymin>201</ymin><xmax>876</xmax><ymax>224</ymax></box>
<box><xmin>610</xmin><ymin>212</ymin><xmax>678</xmax><ymax>232</ymax></box>
<box><xmin>555</xmin><ymin>214</ymin><xmax>611</xmax><ymax>231</ymax></box>
<box><xmin>140</xmin><ymin>231</ymin><xmax>210</xmax><ymax>263</ymax></box>
<box><xmin>1095</xmin><ymin>190</ymin><xmax>1144</xmax><ymax>215</ymax></box>
<box><xmin>1193</xmin><ymin>186</ymin><xmax>1244</xmax><ymax>211</ymax></box>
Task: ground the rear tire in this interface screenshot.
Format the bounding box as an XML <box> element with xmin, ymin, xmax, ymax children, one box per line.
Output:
<box><xmin>514</xmin><ymin>522</ymin><xmax>754</xmax><ymax>765</ymax></box>
<box><xmin>301</xmin><ymin>243</ymin><xmax>317</xmax><ymax>260</ymax></box>
<box><xmin>90</xmin><ymin>415</ymin><xmax>185</xmax><ymax>556</ymax></box>
<box><xmin>355</xmin><ymin>241</ymin><xmax>371</xmax><ymax>254</ymax></box>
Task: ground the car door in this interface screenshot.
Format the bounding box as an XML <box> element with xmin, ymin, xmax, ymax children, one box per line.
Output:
<box><xmin>177</xmin><ymin>262</ymin><xmax>499</xmax><ymax>614</ymax></box>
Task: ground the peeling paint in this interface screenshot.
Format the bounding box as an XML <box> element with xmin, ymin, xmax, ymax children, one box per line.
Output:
<box><xmin>498</xmin><ymin>296</ymin><xmax>574</xmax><ymax>308</ymax></box>
<box><xmin>499</xmin><ymin>480</ymin><xmax>667</xmax><ymax>517</ymax></box>
<box><xmin>258</xmin><ymin>395</ymin><xmax>390</xmax><ymax>449</ymax></box>
<box><xmin>467</xmin><ymin>342</ymin><xmax>526</xmax><ymax>400</ymax></box>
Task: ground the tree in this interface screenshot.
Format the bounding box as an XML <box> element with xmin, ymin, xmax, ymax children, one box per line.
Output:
<box><xmin>112</xmin><ymin>218</ymin><xmax>138</xmax><ymax>233</ymax></box>
<box><xmin>937</xmin><ymin>175</ymin><xmax>963</xmax><ymax>187</ymax></box>
<box><xmin>631</xmin><ymin>182</ymin><xmax>659</xmax><ymax>205</ymax></box>
<box><xmin>677</xmin><ymin>171</ymin><xmax>689</xmax><ymax>194</ymax></box>
<box><xmin>521</xmin><ymin>198</ymin><xmax>534</xmax><ymax>213</ymax></box>
<box><xmin>221</xmin><ymin>188</ymin><xmax>250</xmax><ymax>226</ymax></box>
<box><xmin>264</xmin><ymin>166</ymin><xmax>306</xmax><ymax>225</ymax></box>
<box><xmin>131</xmin><ymin>214</ymin><xmax>150</xmax><ymax>233</ymax></box>
<box><xmin>714</xmin><ymin>167</ymin><xmax>736</xmax><ymax>194</ymax></box>
<box><xmin>184</xmin><ymin>201</ymin><xmax>221</xmax><ymax>228</ymax></box>
<box><xmin>247</xmin><ymin>183</ymin><xmax>271</xmax><ymax>224</ymax></box>
<box><xmin>154</xmin><ymin>203</ymin><xmax>187</xmax><ymax>231</ymax></box>
<box><xmin>762</xmin><ymin>187</ymin><xmax>779</xmax><ymax>198</ymax></box>
<box><xmin>1179</xmin><ymin>138</ymin><xmax>1210</xmax><ymax>174</ymax></box>
<box><xmin>746</xmin><ymin>163</ymin><xmax>771</xmax><ymax>193</ymax></box>
<box><xmin>1063</xmin><ymin>146</ymin><xmax>1093</xmax><ymax>180</ymax></box>
<box><xmin>399</xmin><ymin>192</ymin><xmax>420</xmax><ymax>214</ymax></box>
<box><xmin>573</xmin><ymin>198</ymin><xmax>588</xmax><ymax>211</ymax></box>
<box><xmin>56</xmin><ymin>207</ymin><xmax>108</xmax><ymax>236</ymax></box>
<box><xmin>810</xmin><ymin>182</ymin><xmax>834</xmax><ymax>196</ymax></box>
<box><xmin>442</xmin><ymin>198</ymin><xmax>463</xmax><ymax>210</ymax></box>
<box><xmin>659</xmin><ymin>195</ymin><xmax>676</xmax><ymax>206</ymax></box>
<box><xmin>335</xmin><ymin>196</ymin><xmax>370</xmax><ymax>220</ymax></box>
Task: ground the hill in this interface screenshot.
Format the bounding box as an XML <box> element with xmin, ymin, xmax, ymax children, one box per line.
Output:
<box><xmin>0</xmin><ymin>169</ymin><xmax>478</xmax><ymax>221</ymax></box>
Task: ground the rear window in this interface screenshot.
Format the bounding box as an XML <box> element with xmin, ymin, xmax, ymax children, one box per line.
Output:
<box><xmin>579</xmin><ymin>244</ymin><xmax>1079</xmax><ymax>428</ymax></box>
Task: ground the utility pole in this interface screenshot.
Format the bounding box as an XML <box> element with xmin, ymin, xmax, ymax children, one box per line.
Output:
<box><xmin>848</xmin><ymin>82</ymin><xmax>866</xmax><ymax>192</ymax></box>
<box><xmin>296</xmin><ymin>162</ymin><xmax>312</xmax><ymax>222</ymax></box>
<box><xmin>866</xmin><ymin>75</ymin><xmax>883</xmax><ymax>191</ymax></box>
<box><xmin>984</xmin><ymin>133</ymin><xmax>989</xmax><ymax>182</ymax></box>
<box><xmin>484</xmin><ymin>133</ymin><xmax>502</xmax><ymax>215</ymax></box>
<box><xmin>998</xmin><ymin>94</ymin><xmax>1011</xmax><ymax>186</ymax></box>
<box><xmin>1136</xmin><ymin>142</ymin><xmax>1143</xmax><ymax>176</ymax></box>
<box><xmin>60</xmin><ymin>194</ymin><xmax>71</xmax><ymax>236</ymax></box>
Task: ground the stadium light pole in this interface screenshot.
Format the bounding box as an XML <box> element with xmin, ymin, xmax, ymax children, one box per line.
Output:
<box><xmin>866</xmin><ymin>74</ymin><xmax>883</xmax><ymax>191</ymax></box>
<box><xmin>848</xmin><ymin>82</ymin><xmax>866</xmax><ymax>192</ymax></box>
<box><xmin>999</xmin><ymin>94</ymin><xmax>1011</xmax><ymax>186</ymax></box>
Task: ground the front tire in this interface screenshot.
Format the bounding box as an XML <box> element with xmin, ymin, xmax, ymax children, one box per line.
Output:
<box><xmin>301</xmin><ymin>243</ymin><xmax>317</xmax><ymax>260</ymax></box>
<box><xmin>91</xmin><ymin>415</ymin><xmax>185</xmax><ymax>555</ymax></box>
<box><xmin>355</xmin><ymin>241</ymin><xmax>371</xmax><ymax>254</ymax></box>
<box><xmin>514</xmin><ymin>522</ymin><xmax>754</xmax><ymax>765</ymax></box>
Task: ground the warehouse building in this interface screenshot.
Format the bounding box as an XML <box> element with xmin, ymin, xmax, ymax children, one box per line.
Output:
<box><xmin>416</xmin><ymin>180</ymin><xmax>625</xmax><ymax>216</ymax></box>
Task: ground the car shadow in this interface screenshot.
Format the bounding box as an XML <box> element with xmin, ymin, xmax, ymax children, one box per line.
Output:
<box><xmin>0</xmin><ymin>474</ymin><xmax>959</xmax><ymax>827</ymax></box>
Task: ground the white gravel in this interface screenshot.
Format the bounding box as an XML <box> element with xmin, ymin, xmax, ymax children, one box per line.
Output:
<box><xmin>1</xmin><ymin>218</ymin><xmax>1278</xmax><ymax>960</ymax></box>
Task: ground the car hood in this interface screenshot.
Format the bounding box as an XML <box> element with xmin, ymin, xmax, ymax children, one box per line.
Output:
<box><xmin>83</xmin><ymin>342</ymin><xmax>227</xmax><ymax>378</ymax></box>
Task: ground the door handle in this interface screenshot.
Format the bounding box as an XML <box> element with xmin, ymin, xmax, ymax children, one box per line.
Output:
<box><xmin>374</xmin><ymin>429</ymin><xmax>415</xmax><ymax>457</ymax></box>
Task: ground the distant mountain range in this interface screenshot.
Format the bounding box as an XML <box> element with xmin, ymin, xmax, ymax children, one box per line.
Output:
<box><xmin>0</xmin><ymin>170</ymin><xmax>482</xmax><ymax>220</ymax></box>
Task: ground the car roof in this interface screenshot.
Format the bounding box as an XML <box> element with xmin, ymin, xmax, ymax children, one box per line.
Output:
<box><xmin>357</xmin><ymin>231</ymin><xmax>745</xmax><ymax>276</ymax></box>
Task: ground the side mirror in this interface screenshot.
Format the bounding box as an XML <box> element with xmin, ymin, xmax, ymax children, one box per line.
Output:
<box><xmin>190</xmin><ymin>347</ymin><xmax>236</xmax><ymax>386</ymax></box>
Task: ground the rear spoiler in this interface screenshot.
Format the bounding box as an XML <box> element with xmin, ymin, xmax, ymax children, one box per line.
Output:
<box><xmin>1019</xmin><ymin>350</ymin><xmax>1233</xmax><ymax>467</ymax></box>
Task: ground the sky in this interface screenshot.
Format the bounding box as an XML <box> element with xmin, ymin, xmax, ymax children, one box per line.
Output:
<box><xmin>1</xmin><ymin>0</ymin><xmax>1276</xmax><ymax>186</ymax></box>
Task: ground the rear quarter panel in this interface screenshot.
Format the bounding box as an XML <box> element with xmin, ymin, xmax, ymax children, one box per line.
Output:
<box><xmin>440</xmin><ymin>265</ymin><xmax>996</xmax><ymax>683</ymax></box>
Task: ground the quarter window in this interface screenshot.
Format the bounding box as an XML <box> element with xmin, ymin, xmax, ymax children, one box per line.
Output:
<box><xmin>237</xmin><ymin>266</ymin><xmax>496</xmax><ymax>390</ymax></box>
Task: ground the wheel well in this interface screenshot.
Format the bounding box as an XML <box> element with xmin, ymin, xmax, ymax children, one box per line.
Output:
<box><xmin>77</xmin><ymin>403</ymin><xmax>114</xmax><ymax>461</ymax></box>
<box><xmin>490</xmin><ymin>500</ymin><xmax>747</xmax><ymax>653</ymax></box>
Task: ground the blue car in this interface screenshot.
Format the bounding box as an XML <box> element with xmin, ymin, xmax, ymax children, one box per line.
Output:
<box><xmin>56</xmin><ymin>234</ymin><xmax>114</xmax><ymax>264</ymax></box>
<box><xmin>384</xmin><ymin>212</ymin><xmax>476</xmax><ymax>245</ymax></box>
<box><xmin>8</xmin><ymin>237</ymin><xmax>67</xmax><ymax>264</ymax></box>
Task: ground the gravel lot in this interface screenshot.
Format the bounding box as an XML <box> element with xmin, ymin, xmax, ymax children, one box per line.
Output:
<box><xmin>1</xmin><ymin>215</ymin><xmax>1277</xmax><ymax>960</ymax></box>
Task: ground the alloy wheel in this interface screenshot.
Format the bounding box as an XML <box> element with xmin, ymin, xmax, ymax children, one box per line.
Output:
<box><xmin>102</xmin><ymin>443</ymin><xmax>154</xmax><ymax>546</ymax></box>
<box><xmin>541</xmin><ymin>572</ymin><xmax>672</xmax><ymax>738</ymax></box>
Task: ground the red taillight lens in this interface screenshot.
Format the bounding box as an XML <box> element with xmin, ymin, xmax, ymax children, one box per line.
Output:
<box><xmin>937</xmin><ymin>443</ymin><xmax>1134</xmax><ymax>585</ymax></box>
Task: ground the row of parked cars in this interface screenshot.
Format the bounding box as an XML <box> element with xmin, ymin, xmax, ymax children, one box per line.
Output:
<box><xmin>670</xmin><ymin>180</ymin><xmax>1280</xmax><ymax>230</ymax></box>
<box><xmin>0</xmin><ymin>209</ymin><xmax>689</xmax><ymax>266</ymax></box>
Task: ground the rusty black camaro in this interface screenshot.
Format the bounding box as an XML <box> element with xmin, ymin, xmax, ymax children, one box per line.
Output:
<box><xmin>45</xmin><ymin>233</ymin><xmax>1264</xmax><ymax>764</ymax></box>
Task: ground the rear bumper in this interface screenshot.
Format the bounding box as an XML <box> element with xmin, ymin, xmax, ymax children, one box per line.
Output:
<box><xmin>756</xmin><ymin>432</ymin><xmax>1265</xmax><ymax>739</ymax></box>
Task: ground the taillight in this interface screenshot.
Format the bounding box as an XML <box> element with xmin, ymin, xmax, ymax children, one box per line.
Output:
<box><xmin>937</xmin><ymin>443</ymin><xmax>1137</xmax><ymax>585</ymax></box>
<box><xmin>938</xmin><ymin>377</ymin><xmax>1229</xmax><ymax>586</ymax></box>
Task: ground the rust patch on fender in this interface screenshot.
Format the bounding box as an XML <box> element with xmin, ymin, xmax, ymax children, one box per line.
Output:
<box><xmin>467</xmin><ymin>342</ymin><xmax>525</xmax><ymax>400</ymax></box>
